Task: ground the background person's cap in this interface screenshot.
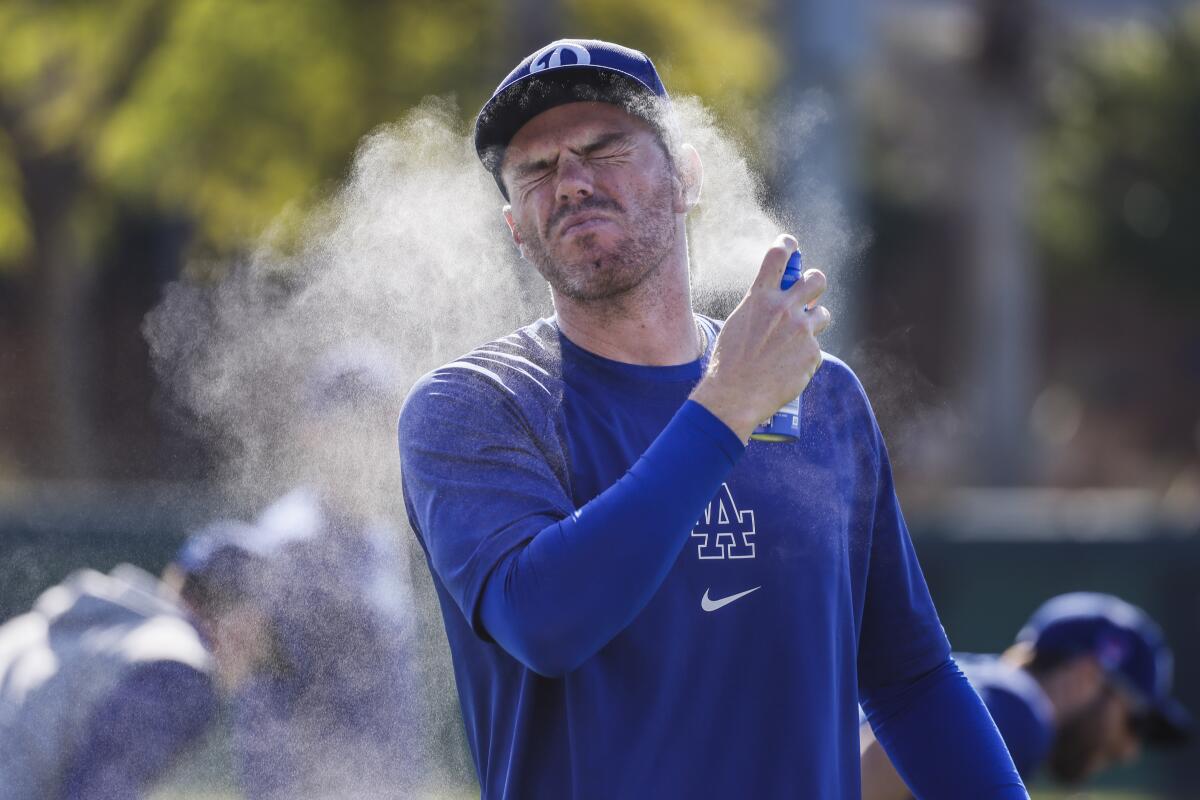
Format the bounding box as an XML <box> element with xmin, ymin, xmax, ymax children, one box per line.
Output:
<box><xmin>171</xmin><ymin>519</ymin><xmax>264</xmax><ymax>618</ymax></box>
<box><xmin>303</xmin><ymin>340</ymin><xmax>396</xmax><ymax>414</ymax></box>
<box><xmin>1016</xmin><ymin>592</ymin><xmax>1193</xmax><ymax>746</ymax></box>
<box><xmin>474</xmin><ymin>39</ymin><xmax>673</xmax><ymax>196</ymax></box>
<box><xmin>174</xmin><ymin>519</ymin><xmax>259</xmax><ymax>577</ymax></box>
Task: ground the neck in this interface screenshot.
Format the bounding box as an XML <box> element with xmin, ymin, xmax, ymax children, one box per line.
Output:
<box><xmin>551</xmin><ymin>237</ymin><xmax>700</xmax><ymax>366</ymax></box>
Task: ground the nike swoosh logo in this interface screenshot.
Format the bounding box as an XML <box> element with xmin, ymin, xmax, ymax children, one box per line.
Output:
<box><xmin>701</xmin><ymin>586</ymin><xmax>761</xmax><ymax>612</ymax></box>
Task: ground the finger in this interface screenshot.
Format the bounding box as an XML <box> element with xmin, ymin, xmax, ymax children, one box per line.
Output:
<box><xmin>807</xmin><ymin>305</ymin><xmax>832</xmax><ymax>336</ymax></box>
<box><xmin>788</xmin><ymin>269</ymin><xmax>827</xmax><ymax>307</ymax></box>
<box><xmin>752</xmin><ymin>234</ymin><xmax>798</xmax><ymax>293</ymax></box>
<box><xmin>787</xmin><ymin>301</ymin><xmax>831</xmax><ymax>332</ymax></box>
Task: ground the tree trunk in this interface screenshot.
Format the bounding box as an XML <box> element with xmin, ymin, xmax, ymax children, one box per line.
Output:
<box><xmin>961</xmin><ymin>0</ymin><xmax>1040</xmax><ymax>484</ymax></box>
<box><xmin>17</xmin><ymin>149</ymin><xmax>96</xmax><ymax>478</ymax></box>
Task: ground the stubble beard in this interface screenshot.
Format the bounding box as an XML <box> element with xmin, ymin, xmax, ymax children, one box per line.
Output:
<box><xmin>518</xmin><ymin>180</ymin><xmax>678</xmax><ymax>304</ymax></box>
<box><xmin>1046</xmin><ymin>690</ymin><xmax>1112</xmax><ymax>784</ymax></box>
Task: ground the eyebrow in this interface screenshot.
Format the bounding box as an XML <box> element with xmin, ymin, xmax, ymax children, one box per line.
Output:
<box><xmin>512</xmin><ymin>131</ymin><xmax>632</xmax><ymax>181</ymax></box>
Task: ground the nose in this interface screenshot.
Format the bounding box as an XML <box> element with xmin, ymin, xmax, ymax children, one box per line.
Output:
<box><xmin>555</xmin><ymin>157</ymin><xmax>594</xmax><ymax>204</ymax></box>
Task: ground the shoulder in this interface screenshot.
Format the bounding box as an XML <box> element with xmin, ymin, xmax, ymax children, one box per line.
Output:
<box><xmin>398</xmin><ymin>319</ymin><xmax>568</xmax><ymax>466</ymax></box>
<box><xmin>956</xmin><ymin>653</ymin><xmax>1055</xmax><ymax>772</ymax></box>
<box><xmin>958</xmin><ymin>654</ymin><xmax>1046</xmax><ymax>708</ymax></box>
<box><xmin>401</xmin><ymin>319</ymin><xmax>562</xmax><ymax>421</ymax></box>
<box><xmin>805</xmin><ymin>352</ymin><xmax>879</xmax><ymax>439</ymax></box>
<box><xmin>810</xmin><ymin>351</ymin><xmax>870</xmax><ymax>402</ymax></box>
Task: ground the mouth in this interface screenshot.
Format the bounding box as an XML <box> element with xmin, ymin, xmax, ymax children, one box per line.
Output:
<box><xmin>558</xmin><ymin>212</ymin><xmax>613</xmax><ymax>237</ymax></box>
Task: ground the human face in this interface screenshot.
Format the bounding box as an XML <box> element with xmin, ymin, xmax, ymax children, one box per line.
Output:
<box><xmin>205</xmin><ymin>602</ymin><xmax>275</xmax><ymax>691</ymax></box>
<box><xmin>500</xmin><ymin>101</ymin><xmax>682</xmax><ymax>303</ymax></box>
<box><xmin>1048</xmin><ymin>683</ymin><xmax>1144</xmax><ymax>784</ymax></box>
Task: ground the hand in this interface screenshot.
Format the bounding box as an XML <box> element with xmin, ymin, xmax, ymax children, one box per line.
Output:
<box><xmin>690</xmin><ymin>234</ymin><xmax>831</xmax><ymax>443</ymax></box>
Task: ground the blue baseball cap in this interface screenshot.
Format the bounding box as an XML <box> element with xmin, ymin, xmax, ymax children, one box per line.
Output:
<box><xmin>174</xmin><ymin>519</ymin><xmax>258</xmax><ymax>576</ymax></box>
<box><xmin>172</xmin><ymin>519</ymin><xmax>264</xmax><ymax>614</ymax></box>
<box><xmin>1016</xmin><ymin>592</ymin><xmax>1193</xmax><ymax>745</ymax></box>
<box><xmin>474</xmin><ymin>39</ymin><xmax>674</xmax><ymax>196</ymax></box>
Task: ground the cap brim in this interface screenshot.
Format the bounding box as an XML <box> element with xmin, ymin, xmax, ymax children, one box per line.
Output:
<box><xmin>174</xmin><ymin>523</ymin><xmax>256</xmax><ymax>575</ymax></box>
<box><xmin>474</xmin><ymin>65</ymin><xmax>667</xmax><ymax>164</ymax></box>
<box><xmin>1143</xmin><ymin>697</ymin><xmax>1194</xmax><ymax>746</ymax></box>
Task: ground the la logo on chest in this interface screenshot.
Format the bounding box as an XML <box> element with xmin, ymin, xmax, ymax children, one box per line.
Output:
<box><xmin>691</xmin><ymin>483</ymin><xmax>756</xmax><ymax>560</ymax></box>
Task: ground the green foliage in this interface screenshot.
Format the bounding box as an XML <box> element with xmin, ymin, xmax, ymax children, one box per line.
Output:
<box><xmin>95</xmin><ymin>0</ymin><xmax>498</xmax><ymax>255</ymax></box>
<box><xmin>569</xmin><ymin>0</ymin><xmax>778</xmax><ymax>105</ymax></box>
<box><xmin>1034</xmin><ymin>9</ymin><xmax>1200</xmax><ymax>302</ymax></box>
<box><xmin>0</xmin><ymin>0</ymin><xmax>776</xmax><ymax>272</ymax></box>
<box><xmin>0</xmin><ymin>132</ymin><xmax>31</xmax><ymax>267</ymax></box>
<box><xmin>0</xmin><ymin>0</ymin><xmax>500</xmax><ymax>267</ymax></box>
<box><xmin>569</xmin><ymin>0</ymin><xmax>777</xmax><ymax>156</ymax></box>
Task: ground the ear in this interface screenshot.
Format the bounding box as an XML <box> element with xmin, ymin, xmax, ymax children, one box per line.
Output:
<box><xmin>673</xmin><ymin>143</ymin><xmax>703</xmax><ymax>212</ymax></box>
<box><xmin>502</xmin><ymin>206</ymin><xmax>526</xmax><ymax>259</ymax></box>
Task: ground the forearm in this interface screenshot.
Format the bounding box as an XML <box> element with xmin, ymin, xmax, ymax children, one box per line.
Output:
<box><xmin>860</xmin><ymin>659</ymin><xmax>1028</xmax><ymax>800</ymax></box>
<box><xmin>479</xmin><ymin>399</ymin><xmax>743</xmax><ymax>676</ymax></box>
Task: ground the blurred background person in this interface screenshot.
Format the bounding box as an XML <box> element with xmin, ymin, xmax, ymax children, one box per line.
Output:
<box><xmin>225</xmin><ymin>342</ymin><xmax>429</xmax><ymax>799</ymax></box>
<box><xmin>860</xmin><ymin>592</ymin><xmax>1194</xmax><ymax>799</ymax></box>
<box><xmin>0</xmin><ymin>478</ymin><xmax>425</xmax><ymax>800</ymax></box>
<box><xmin>0</xmin><ymin>520</ymin><xmax>261</xmax><ymax>800</ymax></box>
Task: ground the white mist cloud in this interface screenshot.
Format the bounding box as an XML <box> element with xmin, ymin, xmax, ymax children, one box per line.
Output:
<box><xmin>145</xmin><ymin>94</ymin><xmax>866</xmax><ymax>508</ymax></box>
<box><xmin>143</xmin><ymin>92</ymin><xmax>870</xmax><ymax>794</ymax></box>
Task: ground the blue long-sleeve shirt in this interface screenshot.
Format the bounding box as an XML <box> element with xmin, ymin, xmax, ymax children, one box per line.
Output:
<box><xmin>399</xmin><ymin>315</ymin><xmax>1026</xmax><ymax>799</ymax></box>
<box><xmin>863</xmin><ymin>659</ymin><xmax>1028</xmax><ymax>798</ymax></box>
<box><xmin>63</xmin><ymin>661</ymin><xmax>217</xmax><ymax>800</ymax></box>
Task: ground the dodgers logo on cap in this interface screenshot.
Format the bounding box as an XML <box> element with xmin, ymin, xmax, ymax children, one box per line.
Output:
<box><xmin>530</xmin><ymin>42</ymin><xmax>591</xmax><ymax>74</ymax></box>
<box><xmin>1095</xmin><ymin>632</ymin><xmax>1129</xmax><ymax>671</ymax></box>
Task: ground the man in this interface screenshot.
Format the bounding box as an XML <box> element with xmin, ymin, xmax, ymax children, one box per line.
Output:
<box><xmin>398</xmin><ymin>38</ymin><xmax>1027</xmax><ymax>798</ymax></box>
<box><xmin>0</xmin><ymin>520</ymin><xmax>259</xmax><ymax>800</ymax></box>
<box><xmin>860</xmin><ymin>592</ymin><xmax>1194</xmax><ymax>799</ymax></box>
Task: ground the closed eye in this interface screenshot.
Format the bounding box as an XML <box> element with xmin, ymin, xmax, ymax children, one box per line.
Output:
<box><xmin>516</xmin><ymin>171</ymin><xmax>555</xmax><ymax>199</ymax></box>
<box><xmin>512</xmin><ymin>131</ymin><xmax>636</xmax><ymax>195</ymax></box>
<box><xmin>590</xmin><ymin>147</ymin><xmax>633</xmax><ymax>163</ymax></box>
<box><xmin>580</xmin><ymin>132</ymin><xmax>634</xmax><ymax>162</ymax></box>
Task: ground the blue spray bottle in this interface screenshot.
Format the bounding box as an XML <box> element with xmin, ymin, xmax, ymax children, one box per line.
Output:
<box><xmin>749</xmin><ymin>249</ymin><xmax>804</xmax><ymax>442</ymax></box>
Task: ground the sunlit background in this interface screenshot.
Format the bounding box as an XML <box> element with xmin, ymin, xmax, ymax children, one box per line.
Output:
<box><xmin>1</xmin><ymin>0</ymin><xmax>1198</xmax><ymax>797</ymax></box>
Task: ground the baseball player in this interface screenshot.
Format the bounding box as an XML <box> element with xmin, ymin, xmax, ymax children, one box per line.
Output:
<box><xmin>398</xmin><ymin>38</ymin><xmax>1027</xmax><ymax>798</ymax></box>
<box><xmin>860</xmin><ymin>592</ymin><xmax>1194</xmax><ymax>799</ymax></box>
<box><xmin>0</xmin><ymin>521</ymin><xmax>260</xmax><ymax>800</ymax></box>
